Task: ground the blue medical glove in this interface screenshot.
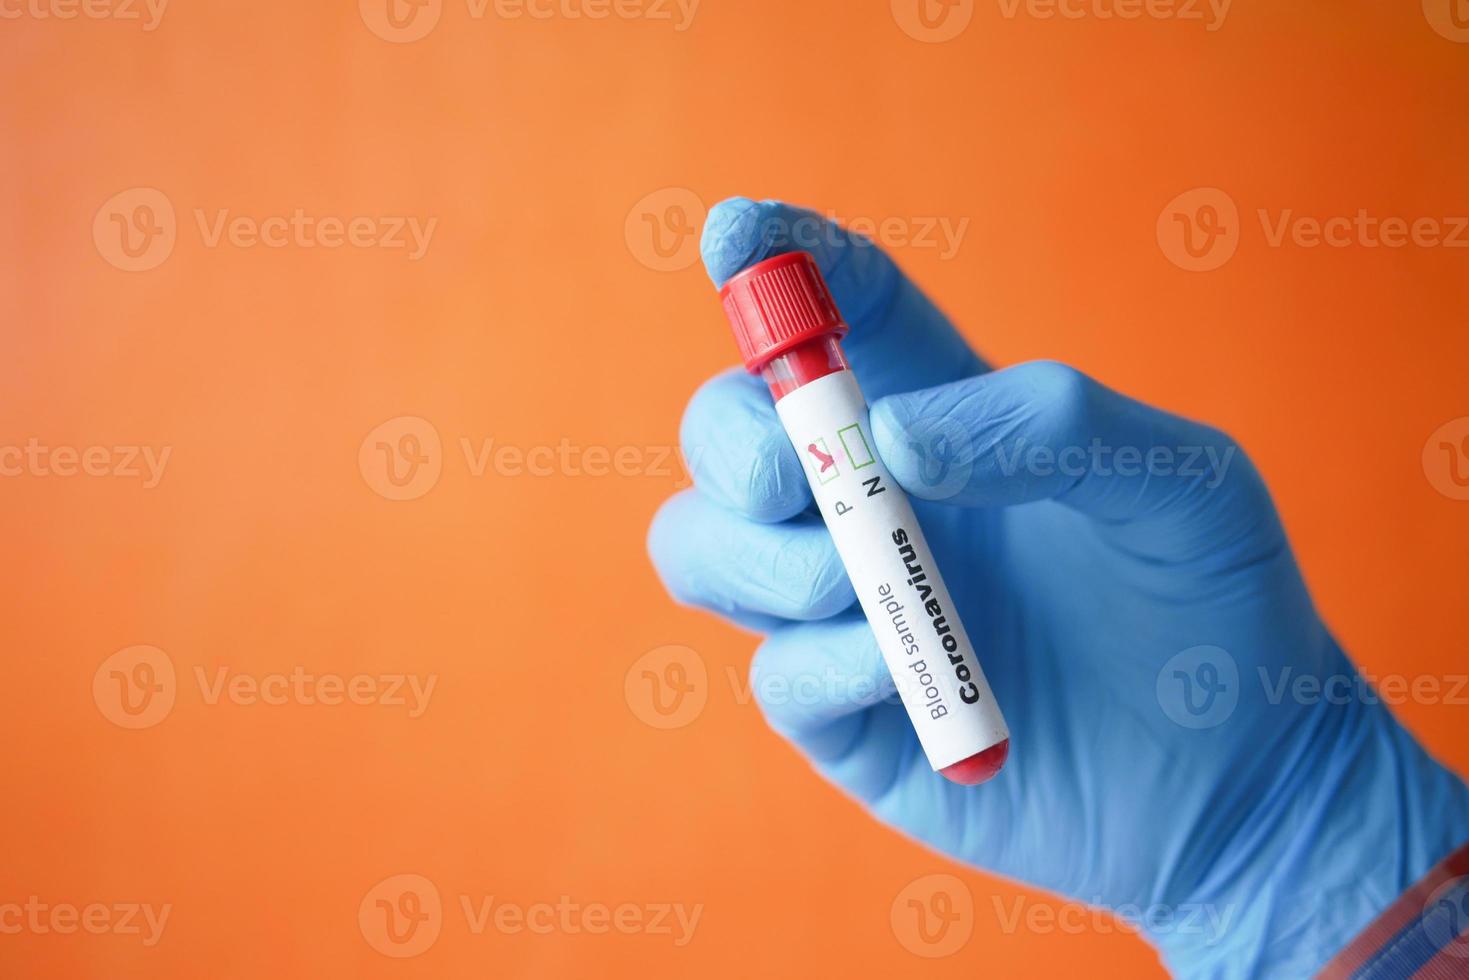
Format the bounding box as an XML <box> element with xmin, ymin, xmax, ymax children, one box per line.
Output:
<box><xmin>648</xmin><ymin>197</ymin><xmax>1469</xmax><ymax>979</ymax></box>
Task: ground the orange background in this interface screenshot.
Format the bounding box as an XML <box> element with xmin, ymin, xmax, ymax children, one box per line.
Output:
<box><xmin>3</xmin><ymin>1</ymin><xmax>1468</xmax><ymax>977</ymax></box>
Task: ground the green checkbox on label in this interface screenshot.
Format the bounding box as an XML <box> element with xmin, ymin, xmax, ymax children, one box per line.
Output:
<box><xmin>839</xmin><ymin>424</ymin><xmax>875</xmax><ymax>470</ymax></box>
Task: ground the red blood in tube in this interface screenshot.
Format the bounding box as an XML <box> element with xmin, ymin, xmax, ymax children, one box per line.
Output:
<box><xmin>940</xmin><ymin>739</ymin><xmax>1010</xmax><ymax>786</ymax></box>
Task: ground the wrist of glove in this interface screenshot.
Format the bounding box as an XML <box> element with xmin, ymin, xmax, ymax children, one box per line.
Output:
<box><xmin>1150</xmin><ymin>637</ymin><xmax>1469</xmax><ymax>979</ymax></box>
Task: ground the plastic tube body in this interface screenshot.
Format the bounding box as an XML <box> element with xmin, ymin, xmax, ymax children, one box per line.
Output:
<box><xmin>761</xmin><ymin>341</ymin><xmax>1009</xmax><ymax>783</ymax></box>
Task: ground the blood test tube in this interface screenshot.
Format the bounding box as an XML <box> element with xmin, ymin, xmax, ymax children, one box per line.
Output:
<box><xmin>718</xmin><ymin>251</ymin><xmax>1009</xmax><ymax>785</ymax></box>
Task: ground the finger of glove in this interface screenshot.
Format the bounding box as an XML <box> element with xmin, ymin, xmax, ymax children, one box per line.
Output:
<box><xmin>679</xmin><ymin>368</ymin><xmax>811</xmax><ymax>523</ymax></box>
<box><xmin>648</xmin><ymin>490</ymin><xmax>855</xmax><ymax>622</ymax></box>
<box><xmin>870</xmin><ymin>360</ymin><xmax>1280</xmax><ymax>565</ymax></box>
<box><xmin>700</xmin><ymin>197</ymin><xmax>987</xmax><ymax>400</ymax></box>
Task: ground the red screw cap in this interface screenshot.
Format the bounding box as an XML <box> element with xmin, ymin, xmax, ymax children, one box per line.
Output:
<box><xmin>719</xmin><ymin>252</ymin><xmax>849</xmax><ymax>374</ymax></box>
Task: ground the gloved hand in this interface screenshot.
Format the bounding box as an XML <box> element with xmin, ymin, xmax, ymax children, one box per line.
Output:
<box><xmin>648</xmin><ymin>198</ymin><xmax>1469</xmax><ymax>979</ymax></box>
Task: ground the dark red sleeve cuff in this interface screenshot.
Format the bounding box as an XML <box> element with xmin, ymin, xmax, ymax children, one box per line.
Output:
<box><xmin>1318</xmin><ymin>842</ymin><xmax>1469</xmax><ymax>979</ymax></box>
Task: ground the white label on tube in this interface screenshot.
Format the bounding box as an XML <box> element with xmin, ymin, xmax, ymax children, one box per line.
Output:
<box><xmin>774</xmin><ymin>370</ymin><xmax>1008</xmax><ymax>772</ymax></box>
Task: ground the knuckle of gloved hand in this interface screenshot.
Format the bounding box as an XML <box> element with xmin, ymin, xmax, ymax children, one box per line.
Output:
<box><xmin>741</xmin><ymin>429</ymin><xmax>805</xmax><ymax>521</ymax></box>
<box><xmin>805</xmin><ymin>563</ymin><xmax>856</xmax><ymax>621</ymax></box>
<box><xmin>748</xmin><ymin>632</ymin><xmax>848</xmax><ymax>732</ymax></box>
<box><xmin>769</xmin><ymin>538</ymin><xmax>852</xmax><ymax>620</ymax></box>
<box><xmin>747</xmin><ymin>642</ymin><xmax>792</xmax><ymax>724</ymax></box>
<box><xmin>647</xmin><ymin>493</ymin><xmax>705</xmax><ymax>605</ymax></box>
<box><xmin>677</xmin><ymin>380</ymin><xmax>727</xmax><ymax>483</ymax></box>
<box><xmin>1019</xmin><ymin>360</ymin><xmax>1095</xmax><ymax>444</ymax></box>
<box><xmin>1194</xmin><ymin>423</ymin><xmax>1269</xmax><ymax>506</ymax></box>
<box><xmin>680</xmin><ymin>375</ymin><xmax>805</xmax><ymax>521</ymax></box>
